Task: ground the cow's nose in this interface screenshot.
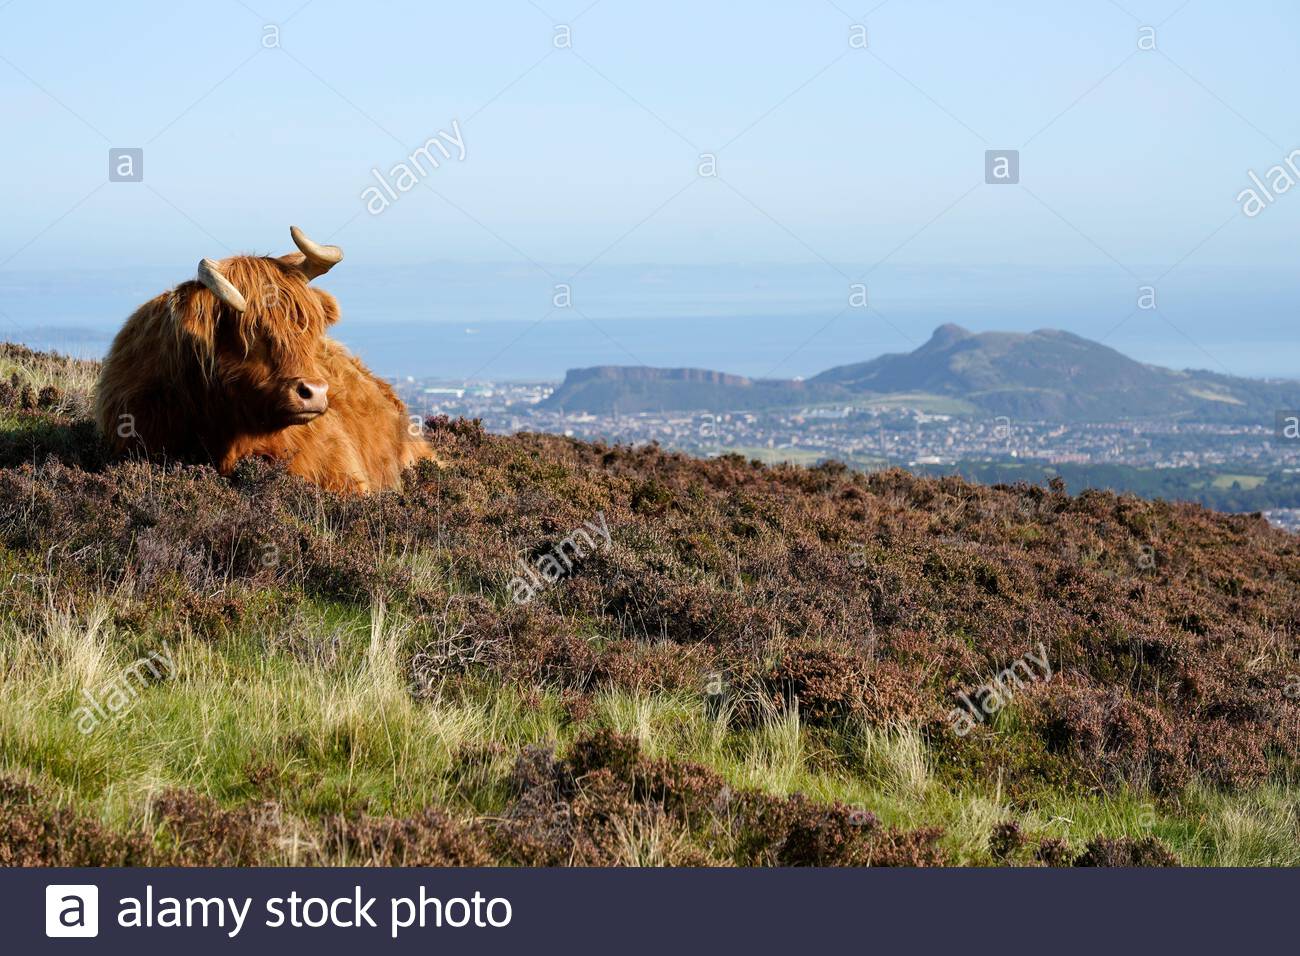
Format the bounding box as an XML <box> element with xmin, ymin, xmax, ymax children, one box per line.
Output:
<box><xmin>292</xmin><ymin>379</ymin><xmax>329</xmax><ymax>415</ymax></box>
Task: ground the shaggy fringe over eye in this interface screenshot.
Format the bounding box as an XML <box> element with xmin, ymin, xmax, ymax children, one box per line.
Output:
<box><xmin>172</xmin><ymin>256</ymin><xmax>329</xmax><ymax>374</ymax></box>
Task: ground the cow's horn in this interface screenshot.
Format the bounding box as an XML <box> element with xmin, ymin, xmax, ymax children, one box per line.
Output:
<box><xmin>196</xmin><ymin>258</ymin><xmax>247</xmax><ymax>312</ymax></box>
<box><xmin>289</xmin><ymin>225</ymin><xmax>343</xmax><ymax>279</ymax></box>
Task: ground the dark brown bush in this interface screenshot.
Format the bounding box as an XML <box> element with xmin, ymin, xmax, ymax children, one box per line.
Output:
<box><xmin>0</xmin><ymin>776</ymin><xmax>151</xmax><ymax>866</ymax></box>
<box><xmin>990</xmin><ymin>821</ymin><xmax>1026</xmax><ymax>862</ymax></box>
<box><xmin>324</xmin><ymin>809</ymin><xmax>492</xmax><ymax>866</ymax></box>
<box><xmin>1073</xmin><ymin>836</ymin><xmax>1179</xmax><ymax>867</ymax></box>
<box><xmin>493</xmin><ymin>730</ymin><xmax>942</xmax><ymax>867</ymax></box>
<box><xmin>151</xmin><ymin>790</ymin><xmax>277</xmax><ymax>866</ymax></box>
<box><xmin>1035</xmin><ymin>836</ymin><xmax>1073</xmax><ymax>867</ymax></box>
<box><xmin>765</xmin><ymin>647</ymin><xmax>868</xmax><ymax>724</ymax></box>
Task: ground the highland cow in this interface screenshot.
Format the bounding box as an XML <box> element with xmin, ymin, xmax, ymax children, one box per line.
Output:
<box><xmin>94</xmin><ymin>226</ymin><xmax>436</xmax><ymax>493</ymax></box>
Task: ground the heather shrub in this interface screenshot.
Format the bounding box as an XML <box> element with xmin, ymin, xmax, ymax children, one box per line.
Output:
<box><xmin>3</xmin><ymin>346</ymin><xmax>1300</xmax><ymax>867</ymax></box>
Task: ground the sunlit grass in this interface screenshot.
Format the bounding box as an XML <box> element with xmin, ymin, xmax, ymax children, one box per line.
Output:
<box><xmin>4</xmin><ymin>597</ymin><xmax>1300</xmax><ymax>865</ymax></box>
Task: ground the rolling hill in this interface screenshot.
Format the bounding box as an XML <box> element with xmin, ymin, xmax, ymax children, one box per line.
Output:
<box><xmin>543</xmin><ymin>325</ymin><xmax>1300</xmax><ymax>423</ymax></box>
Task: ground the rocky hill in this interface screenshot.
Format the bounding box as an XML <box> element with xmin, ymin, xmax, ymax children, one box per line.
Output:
<box><xmin>540</xmin><ymin>364</ymin><xmax>848</xmax><ymax>414</ymax></box>
<box><xmin>2</xmin><ymin>342</ymin><xmax>1300</xmax><ymax>867</ymax></box>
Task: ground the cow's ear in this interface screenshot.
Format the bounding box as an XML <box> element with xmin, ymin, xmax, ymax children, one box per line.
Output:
<box><xmin>169</xmin><ymin>283</ymin><xmax>219</xmax><ymax>352</ymax></box>
<box><xmin>314</xmin><ymin>288</ymin><xmax>341</xmax><ymax>326</ymax></box>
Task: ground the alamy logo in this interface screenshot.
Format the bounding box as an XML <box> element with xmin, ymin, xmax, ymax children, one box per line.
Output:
<box><xmin>109</xmin><ymin>148</ymin><xmax>143</xmax><ymax>182</ymax></box>
<box><xmin>508</xmin><ymin>511</ymin><xmax>612</xmax><ymax>604</ymax></box>
<box><xmin>361</xmin><ymin>121</ymin><xmax>467</xmax><ymax>215</ymax></box>
<box><xmin>71</xmin><ymin>644</ymin><xmax>175</xmax><ymax>735</ymax></box>
<box><xmin>985</xmin><ymin>149</ymin><xmax>1019</xmax><ymax>184</ymax></box>
<box><xmin>1276</xmin><ymin>410</ymin><xmax>1300</xmax><ymax>443</ymax></box>
<box><xmin>948</xmin><ymin>642</ymin><xmax>1053</xmax><ymax>736</ymax></box>
<box><xmin>46</xmin><ymin>885</ymin><xmax>99</xmax><ymax>937</ymax></box>
<box><xmin>1237</xmin><ymin>148</ymin><xmax>1300</xmax><ymax>216</ymax></box>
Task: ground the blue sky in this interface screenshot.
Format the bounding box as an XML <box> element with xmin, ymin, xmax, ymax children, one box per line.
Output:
<box><xmin>1</xmin><ymin>0</ymin><xmax>1298</xmax><ymax>377</ymax></box>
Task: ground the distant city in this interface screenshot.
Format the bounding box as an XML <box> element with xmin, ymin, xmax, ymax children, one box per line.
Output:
<box><xmin>392</xmin><ymin>376</ymin><xmax>1300</xmax><ymax>534</ymax></box>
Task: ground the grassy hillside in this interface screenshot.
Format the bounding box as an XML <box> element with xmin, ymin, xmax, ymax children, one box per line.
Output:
<box><xmin>3</xmin><ymin>342</ymin><xmax>1300</xmax><ymax>866</ymax></box>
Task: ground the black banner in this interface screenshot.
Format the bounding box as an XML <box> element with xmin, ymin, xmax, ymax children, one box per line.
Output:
<box><xmin>5</xmin><ymin>867</ymin><xmax>1294</xmax><ymax>953</ymax></box>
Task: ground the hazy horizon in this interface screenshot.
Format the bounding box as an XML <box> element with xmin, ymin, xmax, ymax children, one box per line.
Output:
<box><xmin>3</xmin><ymin>1</ymin><xmax>1298</xmax><ymax>381</ymax></box>
<box><xmin>3</xmin><ymin>259</ymin><xmax>1296</xmax><ymax>382</ymax></box>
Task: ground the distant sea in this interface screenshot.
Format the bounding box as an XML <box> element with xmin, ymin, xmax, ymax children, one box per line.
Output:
<box><xmin>2</xmin><ymin>263</ymin><xmax>1296</xmax><ymax>383</ymax></box>
<box><xmin>1</xmin><ymin>314</ymin><xmax>908</xmax><ymax>382</ymax></box>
